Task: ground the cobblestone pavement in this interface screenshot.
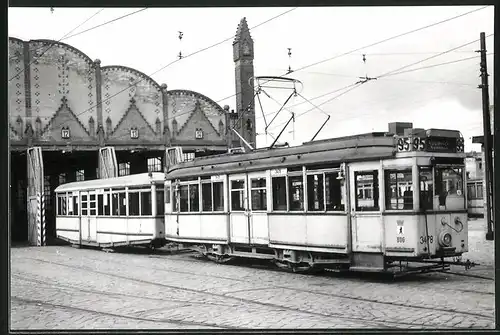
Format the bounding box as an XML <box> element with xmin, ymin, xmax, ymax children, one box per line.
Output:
<box><xmin>10</xmin><ymin>219</ymin><xmax>494</xmax><ymax>330</ymax></box>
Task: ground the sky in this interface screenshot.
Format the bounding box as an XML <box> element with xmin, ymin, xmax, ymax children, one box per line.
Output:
<box><xmin>8</xmin><ymin>6</ymin><xmax>495</xmax><ymax>151</ymax></box>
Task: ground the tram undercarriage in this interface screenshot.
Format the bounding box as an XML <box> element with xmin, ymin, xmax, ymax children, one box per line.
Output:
<box><xmin>188</xmin><ymin>243</ymin><xmax>478</xmax><ymax>277</ymax></box>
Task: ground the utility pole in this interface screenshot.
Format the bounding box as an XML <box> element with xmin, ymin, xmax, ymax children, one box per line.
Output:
<box><xmin>478</xmin><ymin>32</ymin><xmax>494</xmax><ymax>241</ymax></box>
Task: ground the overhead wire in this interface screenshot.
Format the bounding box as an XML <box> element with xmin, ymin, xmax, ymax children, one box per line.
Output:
<box><xmin>37</xmin><ymin>6</ymin><xmax>489</xmax><ymax>143</ymax></box>
<box><xmin>9</xmin><ymin>8</ymin><xmax>105</xmax><ymax>81</ymax></box>
<box><xmin>111</xmin><ymin>35</ymin><xmax>493</xmax><ymax>143</ymax></box>
<box><xmin>265</xmin><ymin>34</ymin><xmax>493</xmax><ymax>134</ymax></box>
<box><xmin>213</xmin><ymin>5</ymin><xmax>490</xmax><ymax>108</ymax></box>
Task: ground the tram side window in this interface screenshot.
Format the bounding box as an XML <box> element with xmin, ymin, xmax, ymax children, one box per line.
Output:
<box><xmin>385</xmin><ymin>169</ymin><xmax>413</xmax><ymax>210</ymax></box>
<box><xmin>189</xmin><ymin>184</ymin><xmax>200</xmax><ymax>212</ymax></box>
<box><xmin>129</xmin><ymin>192</ymin><xmax>140</xmax><ymax>216</ymax></box>
<box><xmin>179</xmin><ymin>185</ymin><xmax>189</xmax><ymax>212</ymax></box>
<box><xmin>251</xmin><ymin>178</ymin><xmax>267</xmax><ymax>211</ymax></box>
<box><xmin>213</xmin><ymin>182</ymin><xmax>224</xmax><ymax>211</ymax></box>
<box><xmin>68</xmin><ymin>195</ymin><xmax>79</xmax><ymax>216</ymax></box>
<box><xmin>141</xmin><ymin>191</ymin><xmax>152</xmax><ymax>215</ymax></box>
<box><xmin>156</xmin><ymin>187</ymin><xmax>164</xmax><ymax>216</ymax></box>
<box><xmin>89</xmin><ymin>194</ymin><xmax>97</xmax><ymax>216</ymax></box>
<box><xmin>325</xmin><ymin>173</ymin><xmax>344</xmax><ymax>211</ymax></box>
<box><xmin>165</xmin><ymin>186</ymin><xmax>171</xmax><ymax>205</ymax></box>
<box><xmin>477</xmin><ymin>183</ymin><xmax>483</xmax><ymax>199</ymax></box>
<box><xmin>272</xmin><ymin>177</ymin><xmax>287</xmax><ymax>211</ymax></box>
<box><xmin>98</xmin><ymin>192</ymin><xmax>111</xmax><ymax>216</ymax></box>
<box><xmin>355</xmin><ymin>171</ymin><xmax>379</xmax><ymax>211</ymax></box>
<box><xmin>289</xmin><ymin>175</ymin><xmax>304</xmax><ymax>211</ymax></box>
<box><xmin>202</xmin><ymin>182</ymin><xmax>212</xmax><ymax>211</ymax></box>
<box><xmin>467</xmin><ymin>184</ymin><xmax>476</xmax><ymax>199</ymax></box>
<box><xmin>57</xmin><ymin>194</ymin><xmax>67</xmax><ymax>215</ymax></box>
<box><xmin>231</xmin><ymin>180</ymin><xmax>245</xmax><ymax>211</ymax></box>
<box><xmin>112</xmin><ymin>192</ymin><xmax>126</xmax><ymax>216</ymax></box>
<box><xmin>307</xmin><ymin>174</ymin><xmax>324</xmax><ymax>211</ymax></box>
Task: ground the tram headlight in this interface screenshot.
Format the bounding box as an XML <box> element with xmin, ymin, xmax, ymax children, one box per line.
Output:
<box><xmin>438</xmin><ymin>232</ymin><xmax>452</xmax><ymax>247</ymax></box>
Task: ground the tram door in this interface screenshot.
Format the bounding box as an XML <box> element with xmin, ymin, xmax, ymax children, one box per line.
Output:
<box><xmin>247</xmin><ymin>172</ymin><xmax>269</xmax><ymax>245</ymax></box>
<box><xmin>228</xmin><ymin>174</ymin><xmax>250</xmax><ymax>244</ymax></box>
<box><xmin>349</xmin><ymin>162</ymin><xmax>383</xmax><ymax>253</ymax></box>
<box><xmin>80</xmin><ymin>191</ymin><xmax>98</xmax><ymax>243</ymax></box>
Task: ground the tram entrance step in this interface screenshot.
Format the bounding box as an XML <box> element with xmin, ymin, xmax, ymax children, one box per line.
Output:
<box><xmin>351</xmin><ymin>252</ymin><xmax>385</xmax><ymax>269</ymax></box>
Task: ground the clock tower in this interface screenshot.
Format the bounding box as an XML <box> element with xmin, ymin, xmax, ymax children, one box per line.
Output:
<box><xmin>233</xmin><ymin>17</ymin><xmax>256</xmax><ymax>148</ymax></box>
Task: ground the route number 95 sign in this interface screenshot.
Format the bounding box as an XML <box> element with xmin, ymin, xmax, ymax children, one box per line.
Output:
<box><xmin>397</xmin><ymin>137</ymin><xmax>426</xmax><ymax>152</ymax></box>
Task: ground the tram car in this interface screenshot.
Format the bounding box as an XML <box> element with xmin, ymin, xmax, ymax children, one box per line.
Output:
<box><xmin>164</xmin><ymin>125</ymin><xmax>470</xmax><ymax>275</ymax></box>
<box><xmin>54</xmin><ymin>172</ymin><xmax>167</xmax><ymax>249</ymax></box>
<box><xmin>467</xmin><ymin>179</ymin><xmax>484</xmax><ymax>217</ymax></box>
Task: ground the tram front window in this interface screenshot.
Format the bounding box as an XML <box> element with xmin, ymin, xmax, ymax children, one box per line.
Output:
<box><xmin>435</xmin><ymin>166</ymin><xmax>465</xmax><ymax>209</ymax></box>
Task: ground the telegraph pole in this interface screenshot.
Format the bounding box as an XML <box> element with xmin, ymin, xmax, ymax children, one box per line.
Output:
<box><xmin>478</xmin><ymin>32</ymin><xmax>494</xmax><ymax>241</ymax></box>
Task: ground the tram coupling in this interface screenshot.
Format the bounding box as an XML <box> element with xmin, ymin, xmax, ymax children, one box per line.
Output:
<box><xmin>421</xmin><ymin>257</ymin><xmax>479</xmax><ymax>271</ymax></box>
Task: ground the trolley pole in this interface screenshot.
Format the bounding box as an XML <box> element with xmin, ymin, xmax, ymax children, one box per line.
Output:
<box><xmin>478</xmin><ymin>32</ymin><xmax>494</xmax><ymax>241</ymax></box>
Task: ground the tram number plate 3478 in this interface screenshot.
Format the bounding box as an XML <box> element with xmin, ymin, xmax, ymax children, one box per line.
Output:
<box><xmin>420</xmin><ymin>235</ymin><xmax>434</xmax><ymax>244</ymax></box>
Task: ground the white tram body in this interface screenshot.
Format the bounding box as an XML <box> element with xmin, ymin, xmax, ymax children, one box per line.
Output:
<box><xmin>54</xmin><ymin>172</ymin><xmax>167</xmax><ymax>249</ymax></box>
<box><xmin>164</xmin><ymin>127</ymin><xmax>468</xmax><ymax>274</ymax></box>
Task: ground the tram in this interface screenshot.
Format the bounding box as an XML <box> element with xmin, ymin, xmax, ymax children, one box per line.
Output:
<box><xmin>164</xmin><ymin>125</ymin><xmax>471</xmax><ymax>275</ymax></box>
<box><xmin>54</xmin><ymin>172</ymin><xmax>167</xmax><ymax>249</ymax></box>
<box><xmin>467</xmin><ymin>179</ymin><xmax>484</xmax><ymax>217</ymax></box>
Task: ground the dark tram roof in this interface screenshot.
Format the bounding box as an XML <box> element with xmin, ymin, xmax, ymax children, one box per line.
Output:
<box><xmin>166</xmin><ymin>126</ymin><xmax>463</xmax><ymax>179</ymax></box>
<box><xmin>167</xmin><ymin>132</ymin><xmax>396</xmax><ymax>179</ymax></box>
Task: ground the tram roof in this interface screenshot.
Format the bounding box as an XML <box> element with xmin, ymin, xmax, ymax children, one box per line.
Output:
<box><xmin>54</xmin><ymin>172</ymin><xmax>165</xmax><ymax>193</ymax></box>
<box><xmin>167</xmin><ymin>133</ymin><xmax>397</xmax><ymax>179</ymax></box>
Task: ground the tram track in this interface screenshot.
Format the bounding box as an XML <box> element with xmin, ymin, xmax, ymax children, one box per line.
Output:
<box><xmin>17</xmin><ymin>255</ymin><xmax>494</xmax><ymax>328</ymax></box>
<box><xmin>11</xmin><ymin>296</ymin><xmax>232</xmax><ymax>329</ymax></box>
<box><xmin>39</xmin><ymin>246</ymin><xmax>495</xmax><ymax>297</ymax></box>
<box><xmin>11</xmin><ymin>273</ymin><xmax>240</xmax><ymax>309</ymax></box>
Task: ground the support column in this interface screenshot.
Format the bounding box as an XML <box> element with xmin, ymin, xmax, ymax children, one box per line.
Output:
<box><xmin>26</xmin><ymin>147</ymin><xmax>44</xmax><ymax>246</ymax></box>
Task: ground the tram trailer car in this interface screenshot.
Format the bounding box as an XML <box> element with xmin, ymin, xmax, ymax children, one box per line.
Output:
<box><xmin>54</xmin><ymin>172</ymin><xmax>167</xmax><ymax>249</ymax></box>
<box><xmin>164</xmin><ymin>126</ymin><xmax>469</xmax><ymax>275</ymax></box>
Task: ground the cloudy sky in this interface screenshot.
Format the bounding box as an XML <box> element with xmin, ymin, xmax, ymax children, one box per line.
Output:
<box><xmin>8</xmin><ymin>6</ymin><xmax>494</xmax><ymax>150</ymax></box>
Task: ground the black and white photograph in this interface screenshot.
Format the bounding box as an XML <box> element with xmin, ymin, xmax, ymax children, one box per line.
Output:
<box><xmin>5</xmin><ymin>3</ymin><xmax>497</xmax><ymax>332</ymax></box>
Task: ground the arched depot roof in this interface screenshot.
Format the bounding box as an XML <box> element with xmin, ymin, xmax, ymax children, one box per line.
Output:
<box><xmin>101</xmin><ymin>65</ymin><xmax>163</xmax><ymax>92</ymax></box>
<box><xmin>168</xmin><ymin>89</ymin><xmax>226</xmax><ymax>115</ymax></box>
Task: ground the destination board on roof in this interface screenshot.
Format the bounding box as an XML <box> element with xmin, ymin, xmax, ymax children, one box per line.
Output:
<box><xmin>397</xmin><ymin>136</ymin><xmax>464</xmax><ymax>153</ymax></box>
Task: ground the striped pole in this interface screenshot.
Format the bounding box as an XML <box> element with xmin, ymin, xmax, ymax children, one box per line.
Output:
<box><xmin>41</xmin><ymin>193</ymin><xmax>46</xmax><ymax>246</ymax></box>
<box><xmin>36</xmin><ymin>193</ymin><xmax>41</xmax><ymax>246</ymax></box>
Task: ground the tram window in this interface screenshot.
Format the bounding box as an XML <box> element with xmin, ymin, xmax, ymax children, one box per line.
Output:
<box><xmin>385</xmin><ymin>169</ymin><xmax>413</xmax><ymax>210</ymax></box>
<box><xmin>202</xmin><ymin>182</ymin><xmax>212</xmax><ymax>211</ymax></box>
<box><xmin>288</xmin><ymin>175</ymin><xmax>304</xmax><ymax>211</ymax></box>
<box><xmin>57</xmin><ymin>194</ymin><xmax>67</xmax><ymax>215</ymax></box>
<box><xmin>70</xmin><ymin>195</ymin><xmax>79</xmax><ymax>216</ymax></box>
<box><xmin>251</xmin><ymin>178</ymin><xmax>267</xmax><ymax>211</ymax></box>
<box><xmin>434</xmin><ymin>167</ymin><xmax>464</xmax><ymax>208</ymax></box>
<box><xmin>179</xmin><ymin>185</ymin><xmax>189</xmax><ymax>212</ymax></box>
<box><xmin>165</xmin><ymin>186</ymin><xmax>171</xmax><ymax>205</ymax></box>
<box><xmin>141</xmin><ymin>191</ymin><xmax>152</xmax><ymax>215</ymax></box>
<box><xmin>355</xmin><ymin>171</ymin><xmax>379</xmax><ymax>211</ymax></box>
<box><xmin>213</xmin><ymin>182</ymin><xmax>224</xmax><ymax>211</ymax></box>
<box><xmin>307</xmin><ymin>174</ymin><xmax>324</xmax><ymax>211</ymax></box>
<box><xmin>477</xmin><ymin>184</ymin><xmax>483</xmax><ymax>199</ymax></box>
<box><xmin>231</xmin><ymin>180</ymin><xmax>245</xmax><ymax>211</ymax></box>
<box><xmin>129</xmin><ymin>192</ymin><xmax>140</xmax><ymax>216</ymax></box>
<box><xmin>272</xmin><ymin>177</ymin><xmax>287</xmax><ymax>211</ymax></box>
<box><xmin>156</xmin><ymin>188</ymin><xmax>164</xmax><ymax>216</ymax></box>
<box><xmin>418</xmin><ymin>167</ymin><xmax>433</xmax><ymax>210</ymax></box>
<box><xmin>189</xmin><ymin>184</ymin><xmax>200</xmax><ymax>212</ymax></box>
<box><xmin>325</xmin><ymin>173</ymin><xmax>344</xmax><ymax>211</ymax></box>
<box><xmin>467</xmin><ymin>185</ymin><xmax>476</xmax><ymax>199</ymax></box>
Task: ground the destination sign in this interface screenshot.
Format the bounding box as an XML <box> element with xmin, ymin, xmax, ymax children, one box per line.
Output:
<box><xmin>397</xmin><ymin>136</ymin><xmax>464</xmax><ymax>153</ymax></box>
